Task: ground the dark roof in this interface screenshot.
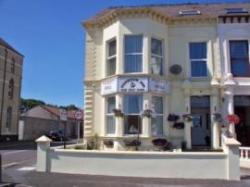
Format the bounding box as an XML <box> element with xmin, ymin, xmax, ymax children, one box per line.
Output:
<box><xmin>84</xmin><ymin>2</ymin><xmax>250</xmax><ymax>25</ymax></box>
<box><xmin>0</xmin><ymin>38</ymin><xmax>24</xmax><ymax>57</ymax></box>
<box><xmin>41</xmin><ymin>105</ymin><xmax>84</xmax><ymax>120</ymax></box>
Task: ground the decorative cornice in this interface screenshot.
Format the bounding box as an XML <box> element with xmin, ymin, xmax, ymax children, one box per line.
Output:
<box><xmin>83</xmin><ymin>8</ymin><xmax>217</xmax><ymax>30</ymax></box>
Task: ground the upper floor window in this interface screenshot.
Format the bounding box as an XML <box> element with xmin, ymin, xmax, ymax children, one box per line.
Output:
<box><xmin>8</xmin><ymin>79</ymin><xmax>14</xmax><ymax>100</ymax></box>
<box><xmin>123</xmin><ymin>95</ymin><xmax>142</xmax><ymax>134</ymax></box>
<box><xmin>151</xmin><ymin>96</ymin><xmax>163</xmax><ymax>136</ymax></box>
<box><xmin>11</xmin><ymin>58</ymin><xmax>15</xmax><ymax>73</ymax></box>
<box><xmin>230</xmin><ymin>40</ymin><xmax>250</xmax><ymax>77</ymax></box>
<box><xmin>151</xmin><ymin>38</ymin><xmax>163</xmax><ymax>75</ymax></box>
<box><xmin>124</xmin><ymin>35</ymin><xmax>143</xmax><ymax>73</ymax></box>
<box><xmin>106</xmin><ymin>96</ymin><xmax>116</xmax><ymax>134</ymax></box>
<box><xmin>107</xmin><ymin>39</ymin><xmax>116</xmax><ymax>76</ymax></box>
<box><xmin>189</xmin><ymin>42</ymin><xmax>208</xmax><ymax>77</ymax></box>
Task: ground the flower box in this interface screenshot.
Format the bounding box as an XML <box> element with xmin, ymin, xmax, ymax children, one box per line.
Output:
<box><xmin>173</xmin><ymin>122</ymin><xmax>184</xmax><ymax>129</ymax></box>
<box><xmin>123</xmin><ymin>139</ymin><xmax>141</xmax><ymax>147</ymax></box>
<box><xmin>103</xmin><ymin>139</ymin><xmax>114</xmax><ymax>148</ymax></box>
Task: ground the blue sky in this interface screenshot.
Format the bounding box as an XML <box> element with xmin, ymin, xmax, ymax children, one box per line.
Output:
<box><xmin>0</xmin><ymin>0</ymin><xmax>247</xmax><ymax>107</ymax></box>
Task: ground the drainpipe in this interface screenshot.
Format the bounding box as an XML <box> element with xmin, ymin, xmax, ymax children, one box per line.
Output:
<box><xmin>0</xmin><ymin>48</ymin><xmax>8</xmax><ymax>138</ymax></box>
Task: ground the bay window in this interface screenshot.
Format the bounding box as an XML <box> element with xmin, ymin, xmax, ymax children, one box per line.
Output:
<box><xmin>107</xmin><ymin>39</ymin><xmax>116</xmax><ymax>76</ymax></box>
<box><xmin>106</xmin><ymin>97</ymin><xmax>116</xmax><ymax>134</ymax></box>
<box><xmin>151</xmin><ymin>96</ymin><xmax>164</xmax><ymax>136</ymax></box>
<box><xmin>230</xmin><ymin>40</ymin><xmax>250</xmax><ymax>77</ymax></box>
<box><xmin>124</xmin><ymin>35</ymin><xmax>143</xmax><ymax>73</ymax></box>
<box><xmin>189</xmin><ymin>42</ymin><xmax>208</xmax><ymax>77</ymax></box>
<box><xmin>123</xmin><ymin>95</ymin><xmax>143</xmax><ymax>134</ymax></box>
<box><xmin>151</xmin><ymin>38</ymin><xmax>163</xmax><ymax>75</ymax></box>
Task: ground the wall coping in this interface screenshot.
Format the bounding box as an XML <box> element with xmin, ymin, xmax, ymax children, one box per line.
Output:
<box><xmin>51</xmin><ymin>148</ymin><xmax>227</xmax><ymax>157</ymax></box>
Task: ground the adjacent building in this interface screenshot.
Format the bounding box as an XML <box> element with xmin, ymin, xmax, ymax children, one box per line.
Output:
<box><xmin>19</xmin><ymin>105</ymin><xmax>83</xmax><ymax>140</ymax></box>
<box><xmin>0</xmin><ymin>38</ymin><xmax>23</xmax><ymax>141</ymax></box>
<box><xmin>82</xmin><ymin>3</ymin><xmax>250</xmax><ymax>150</ymax></box>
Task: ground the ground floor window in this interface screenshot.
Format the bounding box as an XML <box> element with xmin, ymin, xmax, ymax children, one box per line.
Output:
<box><xmin>151</xmin><ymin>96</ymin><xmax>163</xmax><ymax>136</ymax></box>
<box><xmin>6</xmin><ymin>107</ymin><xmax>12</xmax><ymax>129</ymax></box>
<box><xmin>124</xmin><ymin>95</ymin><xmax>143</xmax><ymax>134</ymax></box>
<box><xmin>106</xmin><ymin>96</ymin><xmax>116</xmax><ymax>134</ymax></box>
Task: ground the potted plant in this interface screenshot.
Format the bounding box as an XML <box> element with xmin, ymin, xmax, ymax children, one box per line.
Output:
<box><xmin>113</xmin><ymin>108</ymin><xmax>124</xmax><ymax>117</ymax></box>
<box><xmin>152</xmin><ymin>138</ymin><xmax>171</xmax><ymax>151</ymax></box>
<box><xmin>123</xmin><ymin>139</ymin><xmax>141</xmax><ymax>147</ymax></box>
<box><xmin>182</xmin><ymin>114</ymin><xmax>193</xmax><ymax>122</ymax></box>
<box><xmin>173</xmin><ymin>122</ymin><xmax>184</xmax><ymax>129</ymax></box>
<box><xmin>167</xmin><ymin>114</ymin><xmax>179</xmax><ymax>122</ymax></box>
<box><xmin>141</xmin><ymin>109</ymin><xmax>153</xmax><ymax>118</ymax></box>
<box><xmin>103</xmin><ymin>139</ymin><xmax>114</xmax><ymax>148</ymax></box>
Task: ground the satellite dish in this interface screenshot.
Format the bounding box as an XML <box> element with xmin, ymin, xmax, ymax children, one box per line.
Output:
<box><xmin>169</xmin><ymin>64</ymin><xmax>182</xmax><ymax>75</ymax></box>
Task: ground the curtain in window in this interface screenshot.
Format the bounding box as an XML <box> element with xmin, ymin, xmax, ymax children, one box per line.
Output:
<box><xmin>124</xmin><ymin>35</ymin><xmax>142</xmax><ymax>73</ymax></box>
<box><xmin>191</xmin><ymin>61</ymin><xmax>207</xmax><ymax>77</ymax></box>
<box><xmin>106</xmin><ymin>97</ymin><xmax>116</xmax><ymax>134</ymax></box>
<box><xmin>123</xmin><ymin>95</ymin><xmax>143</xmax><ymax>114</ymax></box>
<box><xmin>151</xmin><ymin>39</ymin><xmax>162</xmax><ymax>55</ymax></box>
<box><xmin>189</xmin><ymin>42</ymin><xmax>207</xmax><ymax>59</ymax></box>
<box><xmin>123</xmin><ymin>95</ymin><xmax>143</xmax><ymax>134</ymax></box>
<box><xmin>106</xmin><ymin>116</ymin><xmax>115</xmax><ymax>134</ymax></box>
<box><xmin>151</xmin><ymin>97</ymin><xmax>163</xmax><ymax>136</ymax></box>
<box><xmin>108</xmin><ymin>40</ymin><xmax>116</xmax><ymax>57</ymax></box>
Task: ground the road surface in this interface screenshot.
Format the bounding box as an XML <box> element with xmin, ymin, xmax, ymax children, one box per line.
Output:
<box><xmin>1</xmin><ymin>141</ymin><xmax>250</xmax><ymax>187</ymax></box>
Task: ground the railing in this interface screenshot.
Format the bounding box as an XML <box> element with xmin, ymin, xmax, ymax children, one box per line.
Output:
<box><xmin>239</xmin><ymin>147</ymin><xmax>250</xmax><ymax>160</ymax></box>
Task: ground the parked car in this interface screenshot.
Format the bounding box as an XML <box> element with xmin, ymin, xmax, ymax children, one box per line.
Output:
<box><xmin>47</xmin><ymin>130</ymin><xmax>67</xmax><ymax>141</ymax></box>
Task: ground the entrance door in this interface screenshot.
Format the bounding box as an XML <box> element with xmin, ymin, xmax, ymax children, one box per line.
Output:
<box><xmin>191</xmin><ymin>96</ymin><xmax>211</xmax><ymax>147</ymax></box>
<box><xmin>234</xmin><ymin>96</ymin><xmax>250</xmax><ymax>146</ymax></box>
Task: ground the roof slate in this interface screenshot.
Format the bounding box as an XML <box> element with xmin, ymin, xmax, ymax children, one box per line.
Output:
<box><xmin>84</xmin><ymin>2</ymin><xmax>250</xmax><ymax>25</ymax></box>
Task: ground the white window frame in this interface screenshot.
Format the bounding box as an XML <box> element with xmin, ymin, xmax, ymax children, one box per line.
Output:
<box><xmin>151</xmin><ymin>37</ymin><xmax>164</xmax><ymax>75</ymax></box>
<box><xmin>123</xmin><ymin>94</ymin><xmax>143</xmax><ymax>135</ymax></box>
<box><xmin>106</xmin><ymin>38</ymin><xmax>117</xmax><ymax>76</ymax></box>
<box><xmin>189</xmin><ymin>41</ymin><xmax>208</xmax><ymax>78</ymax></box>
<box><xmin>105</xmin><ymin>96</ymin><xmax>116</xmax><ymax>135</ymax></box>
<box><xmin>124</xmin><ymin>34</ymin><xmax>143</xmax><ymax>73</ymax></box>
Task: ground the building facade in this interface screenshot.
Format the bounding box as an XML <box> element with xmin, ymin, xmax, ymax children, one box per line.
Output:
<box><xmin>19</xmin><ymin>105</ymin><xmax>83</xmax><ymax>140</ymax></box>
<box><xmin>82</xmin><ymin>3</ymin><xmax>250</xmax><ymax>150</ymax></box>
<box><xmin>0</xmin><ymin>38</ymin><xmax>23</xmax><ymax>141</ymax></box>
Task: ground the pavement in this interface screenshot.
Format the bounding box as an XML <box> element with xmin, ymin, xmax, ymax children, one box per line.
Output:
<box><xmin>1</xmin><ymin>141</ymin><xmax>250</xmax><ymax>187</ymax></box>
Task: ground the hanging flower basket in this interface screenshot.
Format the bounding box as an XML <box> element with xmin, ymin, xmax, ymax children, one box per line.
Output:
<box><xmin>113</xmin><ymin>109</ymin><xmax>124</xmax><ymax>117</ymax></box>
<box><xmin>212</xmin><ymin>113</ymin><xmax>223</xmax><ymax>123</ymax></box>
<box><xmin>152</xmin><ymin>138</ymin><xmax>168</xmax><ymax>147</ymax></box>
<box><xmin>103</xmin><ymin>139</ymin><xmax>114</xmax><ymax>147</ymax></box>
<box><xmin>173</xmin><ymin>122</ymin><xmax>184</xmax><ymax>129</ymax></box>
<box><xmin>123</xmin><ymin>139</ymin><xmax>141</xmax><ymax>147</ymax></box>
<box><xmin>141</xmin><ymin>109</ymin><xmax>153</xmax><ymax>118</ymax></box>
<box><xmin>182</xmin><ymin>114</ymin><xmax>193</xmax><ymax>122</ymax></box>
<box><xmin>227</xmin><ymin>114</ymin><xmax>240</xmax><ymax>124</ymax></box>
<box><xmin>167</xmin><ymin>114</ymin><xmax>179</xmax><ymax>122</ymax></box>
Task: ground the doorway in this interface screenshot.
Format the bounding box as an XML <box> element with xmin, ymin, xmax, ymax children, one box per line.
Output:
<box><xmin>234</xmin><ymin>96</ymin><xmax>250</xmax><ymax>146</ymax></box>
<box><xmin>191</xmin><ymin>96</ymin><xmax>211</xmax><ymax>147</ymax></box>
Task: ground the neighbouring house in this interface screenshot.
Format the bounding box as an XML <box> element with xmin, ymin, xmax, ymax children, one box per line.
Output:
<box><xmin>19</xmin><ymin>105</ymin><xmax>83</xmax><ymax>140</ymax></box>
<box><xmin>0</xmin><ymin>38</ymin><xmax>24</xmax><ymax>141</ymax></box>
<box><xmin>82</xmin><ymin>2</ymin><xmax>250</xmax><ymax>150</ymax></box>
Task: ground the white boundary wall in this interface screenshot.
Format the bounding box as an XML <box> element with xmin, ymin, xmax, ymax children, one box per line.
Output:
<box><xmin>36</xmin><ymin>135</ymin><xmax>241</xmax><ymax>181</ymax></box>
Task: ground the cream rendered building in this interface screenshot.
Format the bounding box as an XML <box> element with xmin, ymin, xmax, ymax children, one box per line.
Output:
<box><xmin>0</xmin><ymin>38</ymin><xmax>23</xmax><ymax>141</ymax></box>
<box><xmin>82</xmin><ymin>3</ymin><xmax>250</xmax><ymax>150</ymax></box>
